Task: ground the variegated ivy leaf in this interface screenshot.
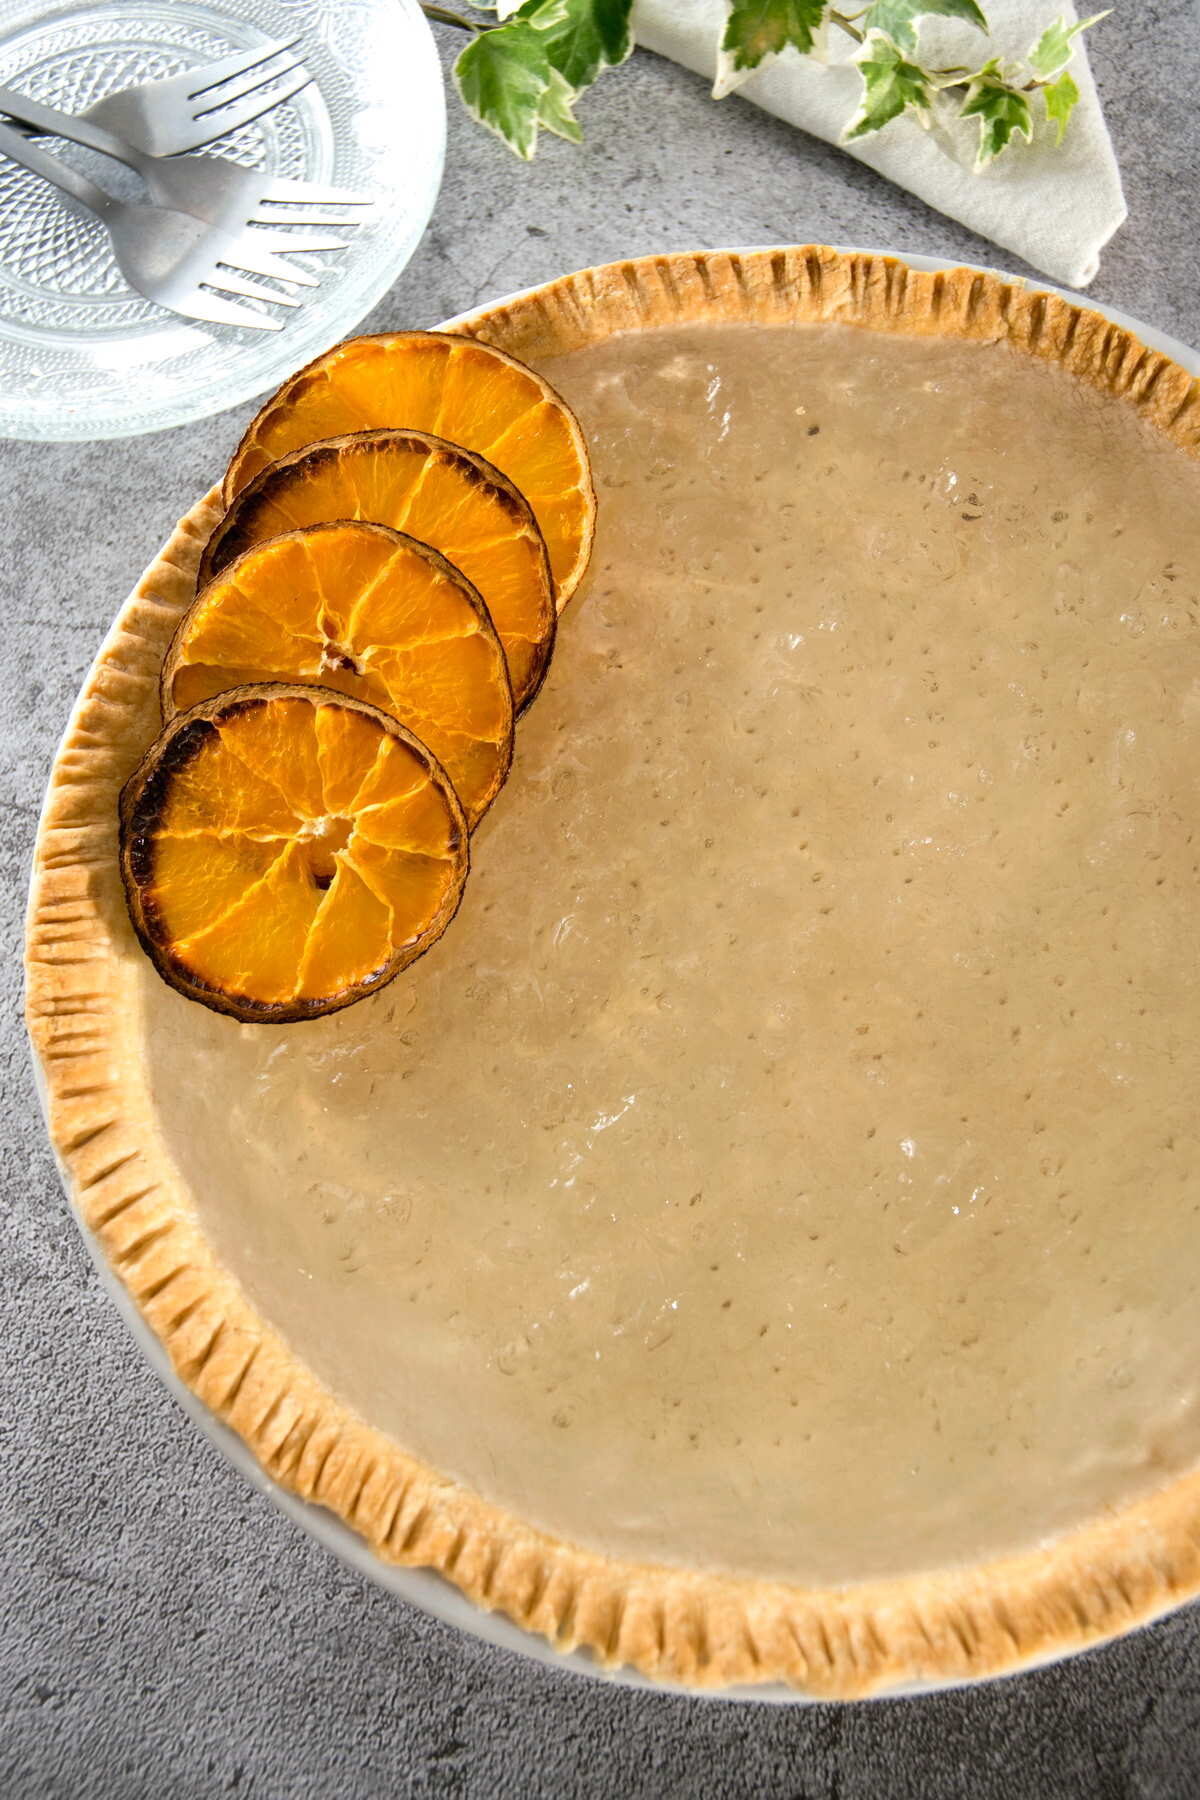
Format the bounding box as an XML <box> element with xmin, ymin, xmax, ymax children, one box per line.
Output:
<box><xmin>1041</xmin><ymin>67</ymin><xmax>1080</xmax><ymax>143</ymax></box>
<box><xmin>515</xmin><ymin>0</ymin><xmax>634</xmax><ymax>89</ymax></box>
<box><xmin>536</xmin><ymin>63</ymin><xmax>585</xmax><ymax>139</ymax></box>
<box><xmin>959</xmin><ymin>66</ymin><xmax>1033</xmax><ymax>167</ymax></box>
<box><xmin>454</xmin><ymin>20</ymin><xmax>582</xmax><ymax>159</ymax></box>
<box><xmin>1027</xmin><ymin>11</ymin><xmax>1107</xmax><ymax>80</ymax></box>
<box><xmin>861</xmin><ymin>0</ymin><xmax>987</xmax><ymax>58</ymax></box>
<box><xmin>453</xmin><ymin>0</ymin><xmax>631</xmax><ymax>158</ymax></box>
<box><xmin>715</xmin><ymin>0</ymin><xmax>827</xmax><ymax>100</ymax></box>
<box><xmin>845</xmin><ymin>31</ymin><xmax>932</xmax><ymax>139</ymax></box>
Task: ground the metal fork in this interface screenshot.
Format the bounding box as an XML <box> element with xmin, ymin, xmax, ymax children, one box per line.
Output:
<box><xmin>0</xmin><ymin>84</ymin><xmax>372</xmax><ymax>247</ymax></box>
<box><xmin>0</xmin><ymin>118</ymin><xmax>310</xmax><ymax>329</ymax></box>
<box><xmin>14</xmin><ymin>38</ymin><xmax>313</xmax><ymax>157</ymax></box>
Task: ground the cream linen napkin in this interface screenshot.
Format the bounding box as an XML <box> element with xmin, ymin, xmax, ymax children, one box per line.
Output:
<box><xmin>630</xmin><ymin>0</ymin><xmax>1126</xmax><ymax>287</ymax></box>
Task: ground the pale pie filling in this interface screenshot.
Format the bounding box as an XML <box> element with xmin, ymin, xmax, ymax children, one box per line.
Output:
<box><xmin>145</xmin><ymin>323</ymin><xmax>1200</xmax><ymax>1585</ymax></box>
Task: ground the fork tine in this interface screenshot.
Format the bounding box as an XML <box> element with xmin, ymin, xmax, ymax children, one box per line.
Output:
<box><xmin>209</xmin><ymin>267</ymin><xmax>301</xmax><ymax>307</ymax></box>
<box><xmin>255</xmin><ymin>176</ymin><xmax>375</xmax><ymax>207</ymax></box>
<box><xmin>212</xmin><ymin>66</ymin><xmax>314</xmax><ymax>124</ymax></box>
<box><xmin>180</xmin><ymin>288</ymin><xmax>284</xmax><ymax>330</ymax></box>
<box><xmin>222</xmin><ymin>239</ymin><xmax>322</xmax><ymax>287</ymax></box>
<box><xmin>250</xmin><ymin>206</ymin><xmax>366</xmax><ymax>228</ymax></box>
<box><xmin>192</xmin><ymin>56</ymin><xmax>306</xmax><ymax>119</ymax></box>
<box><xmin>187</xmin><ymin>38</ymin><xmax>302</xmax><ymax>101</ymax></box>
<box><xmin>241</xmin><ymin>229</ymin><xmax>350</xmax><ymax>253</ymax></box>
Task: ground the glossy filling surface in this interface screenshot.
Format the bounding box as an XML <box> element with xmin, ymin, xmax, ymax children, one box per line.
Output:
<box><xmin>145</xmin><ymin>322</ymin><xmax>1200</xmax><ymax>1584</ymax></box>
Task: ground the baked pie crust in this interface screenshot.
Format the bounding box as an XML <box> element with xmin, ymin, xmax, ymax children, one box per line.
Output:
<box><xmin>26</xmin><ymin>248</ymin><xmax>1200</xmax><ymax>1696</ymax></box>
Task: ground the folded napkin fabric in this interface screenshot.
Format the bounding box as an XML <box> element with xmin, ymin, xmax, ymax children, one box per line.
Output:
<box><xmin>631</xmin><ymin>0</ymin><xmax>1126</xmax><ymax>288</ymax></box>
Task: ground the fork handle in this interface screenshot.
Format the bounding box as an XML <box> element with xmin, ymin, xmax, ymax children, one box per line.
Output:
<box><xmin>0</xmin><ymin>116</ymin><xmax>112</xmax><ymax>215</ymax></box>
<box><xmin>0</xmin><ymin>85</ymin><xmax>138</xmax><ymax>171</ymax></box>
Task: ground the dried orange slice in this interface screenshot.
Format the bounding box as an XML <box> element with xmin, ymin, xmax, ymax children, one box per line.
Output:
<box><xmin>162</xmin><ymin>523</ymin><xmax>513</xmax><ymax>828</ymax></box>
<box><xmin>224</xmin><ymin>331</ymin><xmax>595</xmax><ymax>607</ymax></box>
<box><xmin>201</xmin><ymin>430</ymin><xmax>555</xmax><ymax>712</ymax></box>
<box><xmin>119</xmin><ymin>684</ymin><xmax>468</xmax><ymax>1024</ymax></box>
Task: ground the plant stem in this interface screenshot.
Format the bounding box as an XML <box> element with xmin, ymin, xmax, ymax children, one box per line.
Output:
<box><xmin>421</xmin><ymin>4</ymin><xmax>493</xmax><ymax>32</ymax></box>
<box><xmin>828</xmin><ymin>10</ymin><xmax>865</xmax><ymax>45</ymax></box>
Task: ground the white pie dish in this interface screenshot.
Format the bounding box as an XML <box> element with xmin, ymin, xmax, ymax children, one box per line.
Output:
<box><xmin>25</xmin><ymin>245</ymin><xmax>1200</xmax><ymax>1701</ymax></box>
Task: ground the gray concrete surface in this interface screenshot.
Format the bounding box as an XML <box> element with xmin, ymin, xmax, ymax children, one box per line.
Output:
<box><xmin>5</xmin><ymin>7</ymin><xmax>1200</xmax><ymax>1795</ymax></box>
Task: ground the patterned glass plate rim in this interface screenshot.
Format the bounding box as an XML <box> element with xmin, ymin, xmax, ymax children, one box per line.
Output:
<box><xmin>0</xmin><ymin>0</ymin><xmax>445</xmax><ymax>440</ymax></box>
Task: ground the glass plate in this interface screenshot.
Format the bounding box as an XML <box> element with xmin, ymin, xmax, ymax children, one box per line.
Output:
<box><xmin>0</xmin><ymin>0</ymin><xmax>445</xmax><ymax>440</ymax></box>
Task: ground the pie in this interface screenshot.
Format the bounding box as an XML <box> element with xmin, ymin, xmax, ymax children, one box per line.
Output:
<box><xmin>26</xmin><ymin>248</ymin><xmax>1200</xmax><ymax>1697</ymax></box>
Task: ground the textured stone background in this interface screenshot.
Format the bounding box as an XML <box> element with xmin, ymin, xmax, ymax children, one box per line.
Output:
<box><xmin>5</xmin><ymin>7</ymin><xmax>1200</xmax><ymax>1796</ymax></box>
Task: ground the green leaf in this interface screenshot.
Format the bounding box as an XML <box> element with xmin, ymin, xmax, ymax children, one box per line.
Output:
<box><xmin>452</xmin><ymin>0</ymin><xmax>628</xmax><ymax>158</ymax></box>
<box><xmin>515</xmin><ymin>0</ymin><xmax>634</xmax><ymax>89</ymax></box>
<box><xmin>720</xmin><ymin>0</ymin><xmax>828</xmax><ymax>77</ymax></box>
<box><xmin>1027</xmin><ymin>11</ymin><xmax>1107</xmax><ymax>81</ymax></box>
<box><xmin>537</xmin><ymin>62</ymin><xmax>584</xmax><ymax>140</ymax></box>
<box><xmin>1042</xmin><ymin>67</ymin><xmax>1079</xmax><ymax>143</ymax></box>
<box><xmin>844</xmin><ymin>31</ymin><xmax>931</xmax><ymax>139</ymax></box>
<box><xmin>959</xmin><ymin>74</ymin><xmax>1033</xmax><ymax>167</ymax></box>
<box><xmin>454</xmin><ymin>21</ymin><xmax>569</xmax><ymax>160</ymax></box>
<box><xmin>861</xmin><ymin>0</ymin><xmax>987</xmax><ymax>58</ymax></box>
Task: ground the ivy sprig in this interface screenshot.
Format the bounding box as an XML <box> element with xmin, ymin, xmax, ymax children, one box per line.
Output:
<box><xmin>436</xmin><ymin>0</ymin><xmax>634</xmax><ymax>160</ymax></box>
<box><xmin>422</xmin><ymin>0</ymin><xmax>1107</xmax><ymax>168</ymax></box>
<box><xmin>721</xmin><ymin>4</ymin><xmax>1108</xmax><ymax>168</ymax></box>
